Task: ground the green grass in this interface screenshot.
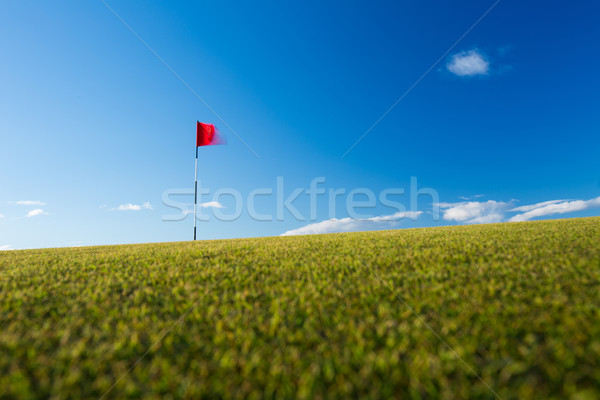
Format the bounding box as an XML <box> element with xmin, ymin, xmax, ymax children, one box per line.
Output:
<box><xmin>1</xmin><ymin>217</ymin><xmax>600</xmax><ymax>399</ymax></box>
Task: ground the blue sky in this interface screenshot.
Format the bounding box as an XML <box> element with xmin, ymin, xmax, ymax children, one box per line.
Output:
<box><xmin>1</xmin><ymin>0</ymin><xmax>599</xmax><ymax>250</ymax></box>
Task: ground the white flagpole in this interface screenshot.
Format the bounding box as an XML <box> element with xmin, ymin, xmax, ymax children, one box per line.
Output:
<box><xmin>194</xmin><ymin>145</ymin><xmax>198</xmax><ymax>240</ymax></box>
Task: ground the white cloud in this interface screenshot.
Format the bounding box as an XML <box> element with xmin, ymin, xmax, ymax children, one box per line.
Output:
<box><xmin>438</xmin><ymin>200</ymin><xmax>510</xmax><ymax>224</ymax></box>
<box><xmin>509</xmin><ymin>200</ymin><xmax>568</xmax><ymax>213</ymax></box>
<box><xmin>281</xmin><ymin>211</ymin><xmax>422</xmax><ymax>236</ymax></box>
<box><xmin>26</xmin><ymin>209</ymin><xmax>48</xmax><ymax>218</ymax></box>
<box><xmin>0</xmin><ymin>214</ymin><xmax>4</xmax><ymax>218</ymax></box>
<box><xmin>117</xmin><ymin>204</ymin><xmax>142</xmax><ymax>211</ymax></box>
<box><xmin>198</xmin><ymin>201</ymin><xmax>225</xmax><ymax>209</ymax></box>
<box><xmin>509</xmin><ymin>196</ymin><xmax>600</xmax><ymax>222</ymax></box>
<box><xmin>447</xmin><ymin>50</ymin><xmax>489</xmax><ymax>76</ymax></box>
<box><xmin>113</xmin><ymin>202</ymin><xmax>153</xmax><ymax>211</ymax></box>
<box><xmin>438</xmin><ymin>195</ymin><xmax>600</xmax><ymax>225</ymax></box>
<box><xmin>0</xmin><ymin>244</ymin><xmax>13</xmax><ymax>251</ymax></box>
<box><xmin>179</xmin><ymin>202</ymin><xmax>227</xmax><ymax>216</ymax></box>
<box><xmin>11</xmin><ymin>200</ymin><xmax>45</xmax><ymax>206</ymax></box>
<box><xmin>458</xmin><ymin>194</ymin><xmax>484</xmax><ymax>201</ymax></box>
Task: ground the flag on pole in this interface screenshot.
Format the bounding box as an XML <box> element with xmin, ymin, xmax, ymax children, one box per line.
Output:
<box><xmin>197</xmin><ymin>122</ymin><xmax>225</xmax><ymax>146</ymax></box>
<box><xmin>194</xmin><ymin>121</ymin><xmax>225</xmax><ymax>241</ymax></box>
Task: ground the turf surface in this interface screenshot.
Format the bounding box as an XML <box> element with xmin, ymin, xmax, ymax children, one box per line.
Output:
<box><xmin>1</xmin><ymin>217</ymin><xmax>599</xmax><ymax>399</ymax></box>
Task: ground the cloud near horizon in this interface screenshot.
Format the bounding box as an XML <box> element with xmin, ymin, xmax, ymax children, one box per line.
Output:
<box><xmin>447</xmin><ymin>50</ymin><xmax>489</xmax><ymax>76</ymax></box>
<box><xmin>11</xmin><ymin>200</ymin><xmax>45</xmax><ymax>206</ymax></box>
<box><xmin>0</xmin><ymin>244</ymin><xmax>14</xmax><ymax>251</ymax></box>
<box><xmin>182</xmin><ymin>202</ymin><xmax>226</xmax><ymax>215</ymax></box>
<box><xmin>440</xmin><ymin>195</ymin><xmax>600</xmax><ymax>224</ymax></box>
<box><xmin>281</xmin><ymin>211</ymin><xmax>422</xmax><ymax>236</ymax></box>
<box><xmin>508</xmin><ymin>197</ymin><xmax>600</xmax><ymax>222</ymax></box>
<box><xmin>113</xmin><ymin>202</ymin><xmax>153</xmax><ymax>211</ymax></box>
<box><xmin>509</xmin><ymin>200</ymin><xmax>568</xmax><ymax>213</ymax></box>
<box><xmin>26</xmin><ymin>209</ymin><xmax>48</xmax><ymax>218</ymax></box>
<box><xmin>198</xmin><ymin>201</ymin><xmax>225</xmax><ymax>209</ymax></box>
<box><xmin>439</xmin><ymin>200</ymin><xmax>510</xmax><ymax>224</ymax></box>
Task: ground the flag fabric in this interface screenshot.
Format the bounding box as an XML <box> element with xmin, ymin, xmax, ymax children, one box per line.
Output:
<box><xmin>196</xmin><ymin>122</ymin><xmax>224</xmax><ymax>146</ymax></box>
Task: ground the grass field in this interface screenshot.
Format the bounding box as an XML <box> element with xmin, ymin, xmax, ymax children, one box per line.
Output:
<box><xmin>1</xmin><ymin>217</ymin><xmax>599</xmax><ymax>399</ymax></box>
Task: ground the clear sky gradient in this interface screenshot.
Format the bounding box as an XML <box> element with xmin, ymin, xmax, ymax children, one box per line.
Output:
<box><xmin>1</xmin><ymin>1</ymin><xmax>599</xmax><ymax>249</ymax></box>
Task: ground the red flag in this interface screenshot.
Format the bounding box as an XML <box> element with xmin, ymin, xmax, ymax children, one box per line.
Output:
<box><xmin>196</xmin><ymin>122</ymin><xmax>224</xmax><ymax>146</ymax></box>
